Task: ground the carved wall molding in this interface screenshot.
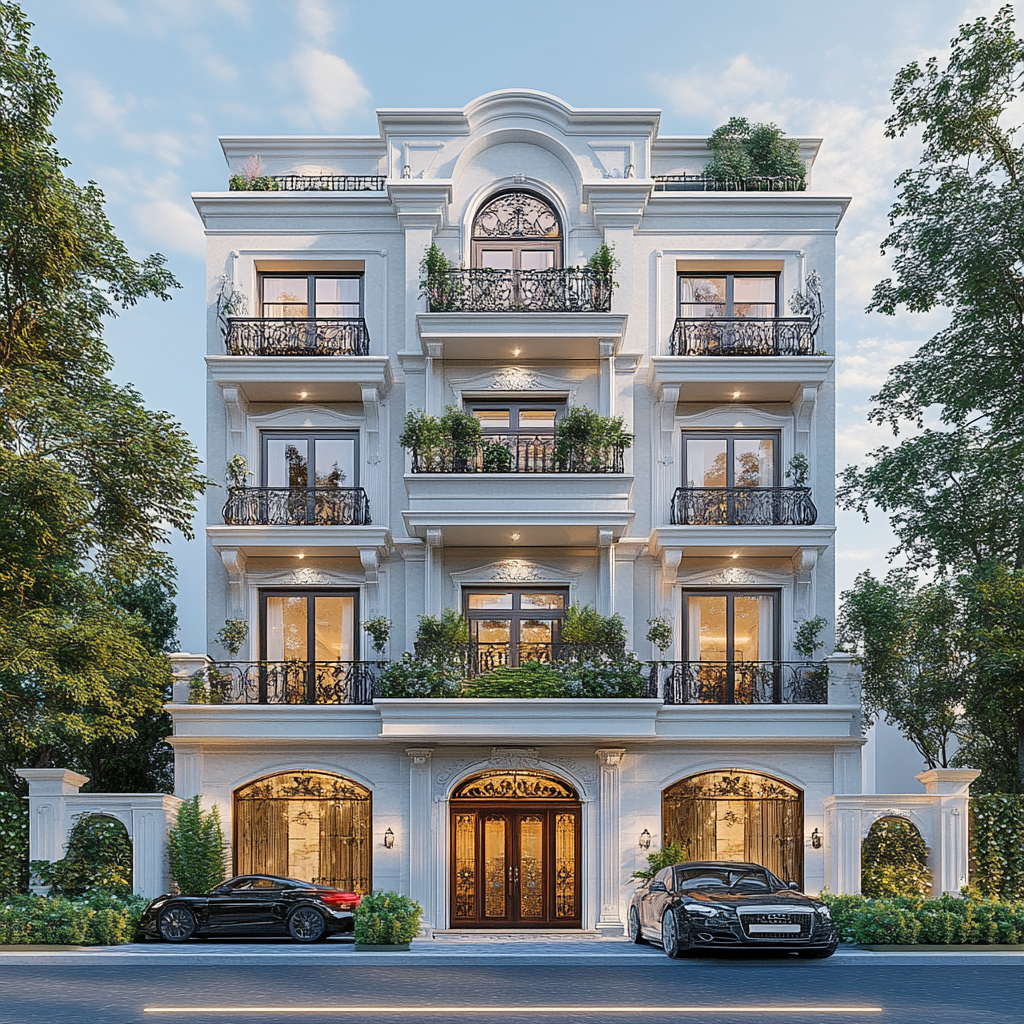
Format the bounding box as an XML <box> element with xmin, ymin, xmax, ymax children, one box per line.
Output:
<box><xmin>489</xmin><ymin>747</ymin><xmax>539</xmax><ymax>769</ymax></box>
<box><xmin>245</xmin><ymin>567</ymin><xmax>367</xmax><ymax>587</ymax></box>
<box><xmin>450</xmin><ymin>560</ymin><xmax>582</xmax><ymax>601</ymax></box>
<box><xmin>448</xmin><ymin>366</ymin><xmax>580</xmax><ymax>405</ymax></box>
<box><xmin>676</xmin><ymin>566</ymin><xmax>793</xmax><ymax>587</ymax></box>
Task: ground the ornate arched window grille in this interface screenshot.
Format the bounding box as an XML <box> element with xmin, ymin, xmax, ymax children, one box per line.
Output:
<box><xmin>471</xmin><ymin>191</ymin><xmax>562</xmax><ymax>270</ymax></box>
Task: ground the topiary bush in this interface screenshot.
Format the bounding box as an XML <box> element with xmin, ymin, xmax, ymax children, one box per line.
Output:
<box><xmin>861</xmin><ymin>818</ymin><xmax>932</xmax><ymax>898</ymax></box>
<box><xmin>704</xmin><ymin>117</ymin><xmax>806</xmax><ymax>185</ymax></box>
<box><xmin>353</xmin><ymin>890</ymin><xmax>423</xmax><ymax>946</ymax></box>
<box><xmin>167</xmin><ymin>796</ymin><xmax>226</xmax><ymax>896</ymax></box>
<box><xmin>553</xmin><ymin>407</ymin><xmax>632</xmax><ymax>473</ymax></box>
<box><xmin>31</xmin><ymin>813</ymin><xmax>132</xmax><ymax>898</ymax></box>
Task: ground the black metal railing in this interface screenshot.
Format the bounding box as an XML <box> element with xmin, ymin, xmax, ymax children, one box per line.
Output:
<box><xmin>203</xmin><ymin>661</ymin><xmax>379</xmax><ymax>705</ymax></box>
<box><xmin>653</xmin><ymin>174</ymin><xmax>806</xmax><ymax>192</ymax></box>
<box><xmin>222</xmin><ymin>487</ymin><xmax>372</xmax><ymax>526</ymax></box>
<box><xmin>224</xmin><ymin>318</ymin><xmax>370</xmax><ymax>356</ymax></box>
<box><xmin>413</xmin><ymin>641</ymin><xmax>630</xmax><ymax>677</ymax></box>
<box><xmin>671</xmin><ymin>486</ymin><xmax>817</xmax><ymax>526</ymax></box>
<box><xmin>424</xmin><ymin>268</ymin><xmax>613</xmax><ymax>313</ymax></box>
<box><xmin>670</xmin><ymin>317</ymin><xmax>814</xmax><ymax>356</ymax></box>
<box><xmin>653</xmin><ymin>661</ymin><xmax>828</xmax><ymax>704</ymax></box>
<box><xmin>409</xmin><ymin>434</ymin><xmax>624</xmax><ymax>474</ymax></box>
<box><xmin>229</xmin><ymin>175</ymin><xmax>386</xmax><ymax>192</ymax></box>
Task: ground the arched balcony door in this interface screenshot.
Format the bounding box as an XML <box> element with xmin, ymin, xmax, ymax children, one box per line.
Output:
<box><xmin>662</xmin><ymin>769</ymin><xmax>803</xmax><ymax>884</ymax></box>
<box><xmin>234</xmin><ymin>771</ymin><xmax>371</xmax><ymax>891</ymax></box>
<box><xmin>471</xmin><ymin>191</ymin><xmax>562</xmax><ymax>270</ymax></box>
<box><xmin>450</xmin><ymin>770</ymin><xmax>581</xmax><ymax>929</ymax></box>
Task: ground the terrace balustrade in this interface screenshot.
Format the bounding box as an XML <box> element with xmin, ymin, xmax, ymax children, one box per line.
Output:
<box><xmin>222</xmin><ymin>486</ymin><xmax>372</xmax><ymax>526</ymax></box>
<box><xmin>670</xmin><ymin>486</ymin><xmax>817</xmax><ymax>526</ymax></box>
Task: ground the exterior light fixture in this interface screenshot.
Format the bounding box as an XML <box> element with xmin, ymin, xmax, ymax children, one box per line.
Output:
<box><xmin>512</xmin><ymin>347</ymin><xmax>521</xmax><ymax>357</ymax></box>
<box><xmin>297</xmin><ymin>553</ymin><xmax>305</xmax><ymax>560</ymax></box>
<box><xmin>383</xmin><ymin>828</ymin><xmax>395</xmax><ymax>849</ymax></box>
<box><xmin>732</xmin><ymin>391</ymin><xmax>741</xmax><ymax>398</ymax></box>
<box><xmin>810</xmin><ymin>828</ymin><xmax>822</xmax><ymax>849</ymax></box>
<box><xmin>639</xmin><ymin>829</ymin><xmax>651</xmax><ymax>850</ymax></box>
<box><xmin>731</xmin><ymin>553</ymin><xmax>739</xmax><ymax>559</ymax></box>
<box><xmin>299</xmin><ymin>391</ymin><xmax>308</xmax><ymax>399</ymax></box>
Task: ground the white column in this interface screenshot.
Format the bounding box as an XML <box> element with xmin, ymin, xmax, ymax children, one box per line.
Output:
<box><xmin>424</xmin><ymin>529</ymin><xmax>443</xmax><ymax>616</ymax></box>
<box><xmin>597</xmin><ymin>529</ymin><xmax>615</xmax><ymax>617</ymax></box>
<box><xmin>596</xmin><ymin>748</ymin><xmax>626</xmax><ymax>935</ymax></box>
<box><xmin>406</xmin><ymin>748</ymin><xmax>434</xmax><ymax>930</ymax></box>
<box><xmin>130</xmin><ymin>797</ymin><xmax>183</xmax><ymax>899</ymax></box>
<box><xmin>424</xmin><ymin>341</ymin><xmax>443</xmax><ymax>416</ymax></box>
<box><xmin>599</xmin><ymin>340</ymin><xmax>616</xmax><ymax>418</ymax></box>
<box><xmin>822</xmin><ymin>798</ymin><xmax>862</xmax><ymax>896</ymax></box>
<box><xmin>17</xmin><ymin>769</ymin><xmax>88</xmax><ymax>892</ymax></box>
<box><xmin>916</xmin><ymin>769</ymin><xmax>980</xmax><ymax>895</ymax></box>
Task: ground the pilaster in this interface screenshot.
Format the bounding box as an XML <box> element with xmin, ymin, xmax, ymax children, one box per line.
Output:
<box><xmin>595</xmin><ymin>748</ymin><xmax>626</xmax><ymax>935</ymax></box>
<box><xmin>406</xmin><ymin>747</ymin><xmax>435</xmax><ymax>928</ymax></box>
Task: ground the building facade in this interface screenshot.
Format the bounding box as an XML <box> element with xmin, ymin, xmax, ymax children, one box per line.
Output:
<box><xmin>175</xmin><ymin>89</ymin><xmax>866</xmax><ymax>932</ymax></box>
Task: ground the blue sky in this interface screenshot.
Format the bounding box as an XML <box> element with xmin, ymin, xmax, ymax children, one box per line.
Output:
<box><xmin>22</xmin><ymin>0</ymin><xmax>1010</xmax><ymax>653</ymax></box>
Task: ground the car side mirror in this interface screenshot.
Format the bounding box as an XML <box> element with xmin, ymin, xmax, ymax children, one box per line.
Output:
<box><xmin>787</xmin><ymin>881</ymin><xmax>800</xmax><ymax>891</ymax></box>
<box><xmin>649</xmin><ymin>880</ymin><xmax>668</xmax><ymax>893</ymax></box>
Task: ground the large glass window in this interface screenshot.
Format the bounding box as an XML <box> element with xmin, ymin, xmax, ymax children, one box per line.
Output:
<box><xmin>260</xmin><ymin>590</ymin><xmax>357</xmax><ymax>663</ymax></box>
<box><xmin>471</xmin><ymin>191</ymin><xmax>562</xmax><ymax>270</ymax></box>
<box><xmin>464</xmin><ymin>588</ymin><xmax>568</xmax><ymax>668</ymax></box>
<box><xmin>683</xmin><ymin>432</ymin><xmax>778</xmax><ymax>488</ymax></box>
<box><xmin>467</xmin><ymin>401</ymin><xmax>563</xmax><ymax>435</ymax></box>
<box><xmin>262</xmin><ymin>431</ymin><xmax>357</xmax><ymax>489</ymax></box>
<box><xmin>260</xmin><ymin>274</ymin><xmax>362</xmax><ymax>318</ymax></box>
<box><xmin>684</xmin><ymin>591</ymin><xmax>777</xmax><ymax>663</ymax></box>
<box><xmin>679</xmin><ymin>274</ymin><xmax>777</xmax><ymax>319</ymax></box>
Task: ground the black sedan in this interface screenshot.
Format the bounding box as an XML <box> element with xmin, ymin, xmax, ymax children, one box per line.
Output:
<box><xmin>628</xmin><ymin>861</ymin><xmax>839</xmax><ymax>958</ymax></box>
<box><xmin>140</xmin><ymin>875</ymin><xmax>361</xmax><ymax>944</ymax></box>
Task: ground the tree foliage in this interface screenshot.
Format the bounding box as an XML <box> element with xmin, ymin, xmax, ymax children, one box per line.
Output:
<box><xmin>167</xmin><ymin>797</ymin><xmax>226</xmax><ymax>896</ymax></box>
<box><xmin>705</xmin><ymin>117</ymin><xmax>806</xmax><ymax>182</ymax></box>
<box><xmin>31</xmin><ymin>812</ymin><xmax>132</xmax><ymax>898</ymax></box>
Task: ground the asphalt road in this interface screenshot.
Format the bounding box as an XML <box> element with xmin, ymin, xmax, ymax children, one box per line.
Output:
<box><xmin>1</xmin><ymin>952</ymin><xmax>1021</xmax><ymax>1024</ymax></box>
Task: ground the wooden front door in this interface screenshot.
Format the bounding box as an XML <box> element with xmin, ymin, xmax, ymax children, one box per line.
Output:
<box><xmin>451</xmin><ymin>802</ymin><xmax>581</xmax><ymax>928</ymax></box>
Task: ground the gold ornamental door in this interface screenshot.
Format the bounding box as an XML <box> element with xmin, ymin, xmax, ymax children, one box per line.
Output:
<box><xmin>451</xmin><ymin>771</ymin><xmax>581</xmax><ymax>929</ymax></box>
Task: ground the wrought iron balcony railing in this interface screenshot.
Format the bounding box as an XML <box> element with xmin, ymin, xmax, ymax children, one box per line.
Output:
<box><xmin>424</xmin><ymin>268</ymin><xmax>613</xmax><ymax>313</ymax></box>
<box><xmin>413</xmin><ymin>641</ymin><xmax>633</xmax><ymax>678</ymax></box>
<box><xmin>409</xmin><ymin>433</ymin><xmax>624</xmax><ymax>474</ymax></box>
<box><xmin>222</xmin><ymin>487</ymin><xmax>372</xmax><ymax>526</ymax></box>
<box><xmin>653</xmin><ymin>661</ymin><xmax>828</xmax><ymax>705</ymax></box>
<box><xmin>652</xmin><ymin>174</ymin><xmax>806</xmax><ymax>192</ymax></box>
<box><xmin>229</xmin><ymin>174</ymin><xmax>386</xmax><ymax>192</ymax></box>
<box><xmin>224</xmin><ymin>317</ymin><xmax>370</xmax><ymax>356</ymax></box>
<box><xmin>670</xmin><ymin>317</ymin><xmax>814</xmax><ymax>356</ymax></box>
<box><xmin>201</xmin><ymin>661</ymin><xmax>379</xmax><ymax>705</ymax></box>
<box><xmin>670</xmin><ymin>486</ymin><xmax>817</xmax><ymax>526</ymax></box>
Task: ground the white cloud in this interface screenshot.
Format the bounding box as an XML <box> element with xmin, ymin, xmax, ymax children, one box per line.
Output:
<box><xmin>297</xmin><ymin>0</ymin><xmax>335</xmax><ymax>39</ymax></box>
<box><xmin>134</xmin><ymin>200</ymin><xmax>205</xmax><ymax>258</ymax></box>
<box><xmin>836</xmin><ymin>337</ymin><xmax>920</xmax><ymax>392</ymax></box>
<box><xmin>286</xmin><ymin>48</ymin><xmax>369</xmax><ymax>129</ymax></box>
<box><xmin>652</xmin><ymin>54</ymin><xmax>789</xmax><ymax>119</ymax></box>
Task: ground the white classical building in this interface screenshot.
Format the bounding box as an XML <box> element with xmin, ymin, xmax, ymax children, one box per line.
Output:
<box><xmin>21</xmin><ymin>90</ymin><xmax>977</xmax><ymax>924</ymax></box>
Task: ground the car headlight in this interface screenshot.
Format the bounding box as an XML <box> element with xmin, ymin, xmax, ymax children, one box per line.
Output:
<box><xmin>817</xmin><ymin>906</ymin><xmax>832</xmax><ymax>920</ymax></box>
<box><xmin>686</xmin><ymin>906</ymin><xmax>719</xmax><ymax>916</ymax></box>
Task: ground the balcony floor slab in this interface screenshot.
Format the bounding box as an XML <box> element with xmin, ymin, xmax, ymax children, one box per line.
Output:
<box><xmin>650</xmin><ymin>355</ymin><xmax>833</xmax><ymax>403</ymax></box>
<box><xmin>206</xmin><ymin>354</ymin><xmax>393</xmax><ymax>403</ymax></box>
<box><xmin>207</xmin><ymin>524</ymin><xmax>391</xmax><ymax>558</ymax></box>
<box><xmin>650</xmin><ymin>524</ymin><xmax>835</xmax><ymax>558</ymax></box>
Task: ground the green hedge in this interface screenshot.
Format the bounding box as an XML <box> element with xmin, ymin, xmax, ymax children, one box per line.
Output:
<box><xmin>971</xmin><ymin>795</ymin><xmax>1024</xmax><ymax>901</ymax></box>
<box><xmin>0</xmin><ymin>893</ymin><xmax>147</xmax><ymax>945</ymax></box>
<box><xmin>821</xmin><ymin>893</ymin><xmax>1024</xmax><ymax>945</ymax></box>
<box><xmin>353</xmin><ymin>890</ymin><xmax>422</xmax><ymax>945</ymax></box>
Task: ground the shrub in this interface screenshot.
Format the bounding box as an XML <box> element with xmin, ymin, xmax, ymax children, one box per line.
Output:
<box><xmin>419</xmin><ymin>242</ymin><xmax>462</xmax><ymax>312</ymax></box>
<box><xmin>0</xmin><ymin>791</ymin><xmax>28</xmax><ymax>898</ymax></box>
<box><xmin>415</xmin><ymin>608</ymin><xmax>470</xmax><ymax>650</ymax></box>
<box><xmin>705</xmin><ymin>117</ymin><xmax>806</xmax><ymax>184</ymax></box>
<box><xmin>216</xmin><ymin>618</ymin><xmax>248</xmax><ymax>656</ymax></box>
<box><xmin>844</xmin><ymin>900</ymin><xmax>922</xmax><ymax>945</ymax></box>
<box><xmin>562</xmin><ymin>603</ymin><xmax>626</xmax><ymax>646</ymax></box>
<box><xmin>461</xmin><ymin>661</ymin><xmax>565</xmax><ymax>698</ymax></box>
<box><xmin>861</xmin><ymin>864</ymin><xmax>933</xmax><ymax>899</ymax></box>
<box><xmin>353</xmin><ymin>890</ymin><xmax>422</xmax><ymax>945</ymax></box>
<box><xmin>553</xmin><ymin>407</ymin><xmax>632</xmax><ymax>473</ymax></box>
<box><xmin>167</xmin><ymin>797</ymin><xmax>226</xmax><ymax>896</ymax></box>
<box><xmin>971</xmin><ymin>794</ymin><xmax>1024</xmax><ymax>900</ymax></box>
<box><xmin>362</xmin><ymin>617</ymin><xmax>392</xmax><ymax>657</ymax></box>
<box><xmin>31</xmin><ymin>813</ymin><xmax>132</xmax><ymax>898</ymax></box>
<box><xmin>0</xmin><ymin>892</ymin><xmax>147</xmax><ymax>945</ymax></box>
<box><xmin>376</xmin><ymin>653</ymin><xmax>461</xmax><ymax>698</ymax></box>
<box><xmin>646</xmin><ymin>617</ymin><xmax>672</xmax><ymax>654</ymax></box>
<box><xmin>399</xmin><ymin>410</ymin><xmax>446</xmax><ymax>471</ymax></box>
<box><xmin>586</xmin><ymin>242</ymin><xmax>619</xmax><ymax>278</ymax></box>
<box><xmin>861</xmin><ymin>818</ymin><xmax>931</xmax><ymax>898</ymax></box>
<box><xmin>561</xmin><ymin>653</ymin><xmax>649</xmax><ymax>699</ymax></box>
<box><xmin>631</xmin><ymin>841</ymin><xmax>689</xmax><ymax>882</ymax></box>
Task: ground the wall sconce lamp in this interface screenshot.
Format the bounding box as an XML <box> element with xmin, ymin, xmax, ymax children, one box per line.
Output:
<box><xmin>810</xmin><ymin>828</ymin><xmax>822</xmax><ymax>850</ymax></box>
<box><xmin>383</xmin><ymin>828</ymin><xmax>395</xmax><ymax>849</ymax></box>
<box><xmin>639</xmin><ymin>829</ymin><xmax>651</xmax><ymax>850</ymax></box>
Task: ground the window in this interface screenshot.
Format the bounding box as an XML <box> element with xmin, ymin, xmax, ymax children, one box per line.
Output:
<box><xmin>471</xmin><ymin>191</ymin><xmax>562</xmax><ymax>270</ymax></box>
<box><xmin>679</xmin><ymin>274</ymin><xmax>777</xmax><ymax>319</ymax></box>
<box><xmin>262</xmin><ymin>431</ymin><xmax>357</xmax><ymax>489</ymax></box>
<box><xmin>464</xmin><ymin>588</ymin><xmax>568</xmax><ymax>668</ymax></box>
<box><xmin>682</xmin><ymin>432</ymin><xmax>778</xmax><ymax>488</ymax></box>
<box><xmin>259</xmin><ymin>590</ymin><xmax>358</xmax><ymax>662</ymax></box>
<box><xmin>260</xmin><ymin>273</ymin><xmax>362</xmax><ymax>319</ymax></box>
<box><xmin>683</xmin><ymin>591</ymin><xmax>778</xmax><ymax>663</ymax></box>
<box><xmin>467</xmin><ymin>401</ymin><xmax>563</xmax><ymax>436</ymax></box>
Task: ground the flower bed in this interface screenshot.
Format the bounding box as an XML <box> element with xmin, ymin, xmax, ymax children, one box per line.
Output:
<box><xmin>0</xmin><ymin>893</ymin><xmax>147</xmax><ymax>945</ymax></box>
<box><xmin>821</xmin><ymin>892</ymin><xmax>1024</xmax><ymax>945</ymax></box>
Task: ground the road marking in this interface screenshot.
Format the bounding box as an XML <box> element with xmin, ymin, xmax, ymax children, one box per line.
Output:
<box><xmin>144</xmin><ymin>1006</ymin><xmax>883</xmax><ymax>1015</ymax></box>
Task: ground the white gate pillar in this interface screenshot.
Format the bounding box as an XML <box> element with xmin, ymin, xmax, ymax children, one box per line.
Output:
<box><xmin>406</xmin><ymin>748</ymin><xmax>434</xmax><ymax>929</ymax></box>
<box><xmin>595</xmin><ymin>748</ymin><xmax>626</xmax><ymax>935</ymax></box>
<box><xmin>917</xmin><ymin>769</ymin><xmax>979</xmax><ymax>895</ymax></box>
<box><xmin>17</xmin><ymin>769</ymin><xmax>89</xmax><ymax>892</ymax></box>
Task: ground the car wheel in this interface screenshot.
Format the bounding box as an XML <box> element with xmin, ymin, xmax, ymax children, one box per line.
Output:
<box><xmin>628</xmin><ymin>907</ymin><xmax>646</xmax><ymax>945</ymax></box>
<box><xmin>157</xmin><ymin>906</ymin><xmax>196</xmax><ymax>943</ymax></box>
<box><xmin>288</xmin><ymin>906</ymin><xmax>327</xmax><ymax>943</ymax></box>
<box><xmin>661</xmin><ymin>910</ymin><xmax>690</xmax><ymax>959</ymax></box>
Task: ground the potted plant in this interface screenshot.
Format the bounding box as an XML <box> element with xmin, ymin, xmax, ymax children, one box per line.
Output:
<box><xmin>353</xmin><ymin>890</ymin><xmax>423</xmax><ymax>951</ymax></box>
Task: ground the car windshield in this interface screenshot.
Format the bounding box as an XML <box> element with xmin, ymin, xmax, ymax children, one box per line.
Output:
<box><xmin>675</xmin><ymin>867</ymin><xmax>774</xmax><ymax>891</ymax></box>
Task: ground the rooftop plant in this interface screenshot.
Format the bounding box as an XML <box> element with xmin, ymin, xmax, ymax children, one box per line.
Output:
<box><xmin>229</xmin><ymin>155</ymin><xmax>280</xmax><ymax>192</ymax></box>
<box><xmin>705</xmin><ymin>117</ymin><xmax>806</xmax><ymax>185</ymax></box>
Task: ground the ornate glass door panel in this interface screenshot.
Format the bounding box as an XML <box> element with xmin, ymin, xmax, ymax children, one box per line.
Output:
<box><xmin>483</xmin><ymin>815</ymin><xmax>509</xmax><ymax>921</ymax></box>
<box><xmin>517</xmin><ymin>815</ymin><xmax>545</xmax><ymax>920</ymax></box>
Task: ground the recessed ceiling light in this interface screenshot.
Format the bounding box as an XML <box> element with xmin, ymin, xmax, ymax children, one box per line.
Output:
<box><xmin>512</xmin><ymin>347</ymin><xmax>521</xmax><ymax>357</ymax></box>
<box><xmin>732</xmin><ymin>391</ymin><xmax>741</xmax><ymax>399</ymax></box>
<box><xmin>731</xmin><ymin>552</ymin><xmax>739</xmax><ymax>559</ymax></box>
<box><xmin>299</xmin><ymin>391</ymin><xmax>308</xmax><ymax>399</ymax></box>
<box><xmin>297</xmin><ymin>553</ymin><xmax>305</xmax><ymax>560</ymax></box>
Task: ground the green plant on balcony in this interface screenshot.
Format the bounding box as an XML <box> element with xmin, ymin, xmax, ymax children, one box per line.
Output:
<box><xmin>419</xmin><ymin>242</ymin><xmax>463</xmax><ymax>312</ymax></box>
<box><xmin>228</xmin><ymin>155</ymin><xmax>280</xmax><ymax>192</ymax></box>
<box><xmin>362</xmin><ymin>617</ymin><xmax>392</xmax><ymax>657</ymax></box>
<box><xmin>646</xmin><ymin>616</ymin><xmax>673</xmax><ymax>654</ymax></box>
<box><xmin>216</xmin><ymin>618</ymin><xmax>248</xmax><ymax>656</ymax></box>
<box><xmin>460</xmin><ymin>661</ymin><xmax>565</xmax><ymax>698</ymax></box>
<box><xmin>225</xmin><ymin>455</ymin><xmax>250</xmax><ymax>489</ymax></box>
<box><xmin>562</xmin><ymin>602</ymin><xmax>627</xmax><ymax>646</ymax></box>
<box><xmin>553</xmin><ymin>407</ymin><xmax>632</xmax><ymax>472</ymax></box>
<box><xmin>399</xmin><ymin>406</ymin><xmax>482</xmax><ymax>472</ymax></box>
<box><xmin>705</xmin><ymin>118</ymin><xmax>806</xmax><ymax>187</ymax></box>
<box><xmin>786</xmin><ymin>452</ymin><xmax>810</xmax><ymax>487</ymax></box>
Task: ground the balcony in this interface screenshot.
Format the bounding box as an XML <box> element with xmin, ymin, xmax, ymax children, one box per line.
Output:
<box><xmin>670</xmin><ymin>486</ymin><xmax>817</xmax><ymax>527</ymax></box>
<box><xmin>224</xmin><ymin>317</ymin><xmax>369</xmax><ymax>356</ymax></box>
<box><xmin>409</xmin><ymin>434</ymin><xmax>624</xmax><ymax>475</ymax></box>
<box><xmin>222</xmin><ymin>487</ymin><xmax>371</xmax><ymax>526</ymax></box>
<box><xmin>424</xmin><ymin>268</ymin><xmax>612</xmax><ymax>314</ymax></box>
<box><xmin>201</xmin><ymin>661</ymin><xmax>379</xmax><ymax>705</ymax></box>
<box><xmin>654</xmin><ymin>661</ymin><xmax>828</xmax><ymax>705</ymax></box>
<box><xmin>652</xmin><ymin>174</ymin><xmax>806</xmax><ymax>193</ymax></box>
<box><xmin>229</xmin><ymin>174</ymin><xmax>386</xmax><ymax>192</ymax></box>
<box><xmin>412</xmin><ymin>642</ymin><xmax>637</xmax><ymax>679</ymax></box>
<box><xmin>670</xmin><ymin>317</ymin><xmax>814</xmax><ymax>357</ymax></box>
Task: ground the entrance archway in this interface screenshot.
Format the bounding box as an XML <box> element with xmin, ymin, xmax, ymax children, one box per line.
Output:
<box><xmin>234</xmin><ymin>771</ymin><xmax>371</xmax><ymax>891</ymax></box>
<box><xmin>450</xmin><ymin>770</ymin><xmax>581</xmax><ymax>928</ymax></box>
<box><xmin>662</xmin><ymin>769</ymin><xmax>803</xmax><ymax>884</ymax></box>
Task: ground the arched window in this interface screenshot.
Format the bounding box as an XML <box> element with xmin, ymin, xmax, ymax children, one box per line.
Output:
<box><xmin>234</xmin><ymin>771</ymin><xmax>371</xmax><ymax>891</ymax></box>
<box><xmin>663</xmin><ymin>769</ymin><xmax>803</xmax><ymax>884</ymax></box>
<box><xmin>471</xmin><ymin>191</ymin><xmax>562</xmax><ymax>270</ymax></box>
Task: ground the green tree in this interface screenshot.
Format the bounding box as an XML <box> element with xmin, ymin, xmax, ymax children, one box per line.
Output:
<box><xmin>167</xmin><ymin>797</ymin><xmax>226</xmax><ymax>896</ymax></box>
<box><xmin>705</xmin><ymin>117</ymin><xmax>806</xmax><ymax>183</ymax></box>
<box><xmin>0</xmin><ymin>4</ymin><xmax>207</xmax><ymax>794</ymax></box>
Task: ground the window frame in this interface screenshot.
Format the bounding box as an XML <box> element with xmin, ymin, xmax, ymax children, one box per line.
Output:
<box><xmin>677</xmin><ymin>272</ymin><xmax>779</xmax><ymax>319</ymax></box>
<box><xmin>258</xmin><ymin>272</ymin><xmax>364</xmax><ymax>319</ymax></box>
<box><xmin>260</xmin><ymin>430</ymin><xmax>360</xmax><ymax>489</ymax></box>
<box><xmin>462</xmin><ymin>586</ymin><xmax>570</xmax><ymax>667</ymax></box>
<box><xmin>681</xmin><ymin>430</ymin><xmax>781</xmax><ymax>488</ymax></box>
<box><xmin>470</xmin><ymin>190</ymin><xmax>563</xmax><ymax>270</ymax></box>
<box><xmin>465</xmin><ymin>400</ymin><xmax>566</xmax><ymax>435</ymax></box>
<box><xmin>681</xmin><ymin>588</ymin><xmax>781</xmax><ymax>665</ymax></box>
<box><xmin>258</xmin><ymin>587</ymin><xmax>361</xmax><ymax>663</ymax></box>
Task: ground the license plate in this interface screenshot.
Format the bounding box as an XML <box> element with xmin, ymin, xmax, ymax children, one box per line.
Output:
<box><xmin>749</xmin><ymin>924</ymin><xmax>801</xmax><ymax>933</ymax></box>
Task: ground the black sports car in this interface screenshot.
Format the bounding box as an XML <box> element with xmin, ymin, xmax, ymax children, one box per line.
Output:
<box><xmin>628</xmin><ymin>861</ymin><xmax>839</xmax><ymax>958</ymax></box>
<box><xmin>140</xmin><ymin>875</ymin><xmax>361</xmax><ymax>944</ymax></box>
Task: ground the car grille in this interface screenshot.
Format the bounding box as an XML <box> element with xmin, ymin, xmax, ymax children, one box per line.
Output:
<box><xmin>740</xmin><ymin>912</ymin><xmax>812</xmax><ymax>939</ymax></box>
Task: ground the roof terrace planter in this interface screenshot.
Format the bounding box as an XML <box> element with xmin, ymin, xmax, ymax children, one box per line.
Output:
<box><xmin>670</xmin><ymin>317</ymin><xmax>814</xmax><ymax>356</ymax></box>
<box><xmin>424</xmin><ymin>268</ymin><xmax>612</xmax><ymax>314</ymax></box>
<box><xmin>656</xmin><ymin>661</ymin><xmax>828</xmax><ymax>705</ymax></box>
<box><xmin>652</xmin><ymin>174</ymin><xmax>806</xmax><ymax>192</ymax></box>
<box><xmin>202</xmin><ymin>661</ymin><xmax>379</xmax><ymax>705</ymax></box>
<box><xmin>225</xmin><ymin>317</ymin><xmax>370</xmax><ymax>356</ymax></box>
<box><xmin>412</xmin><ymin>641</ymin><xmax>638</xmax><ymax>680</ymax></box>
<box><xmin>222</xmin><ymin>486</ymin><xmax>372</xmax><ymax>526</ymax></box>
<box><xmin>409</xmin><ymin>434</ymin><xmax>625</xmax><ymax>475</ymax></box>
<box><xmin>670</xmin><ymin>486</ymin><xmax>817</xmax><ymax>526</ymax></box>
<box><xmin>228</xmin><ymin>174</ymin><xmax>386</xmax><ymax>192</ymax></box>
